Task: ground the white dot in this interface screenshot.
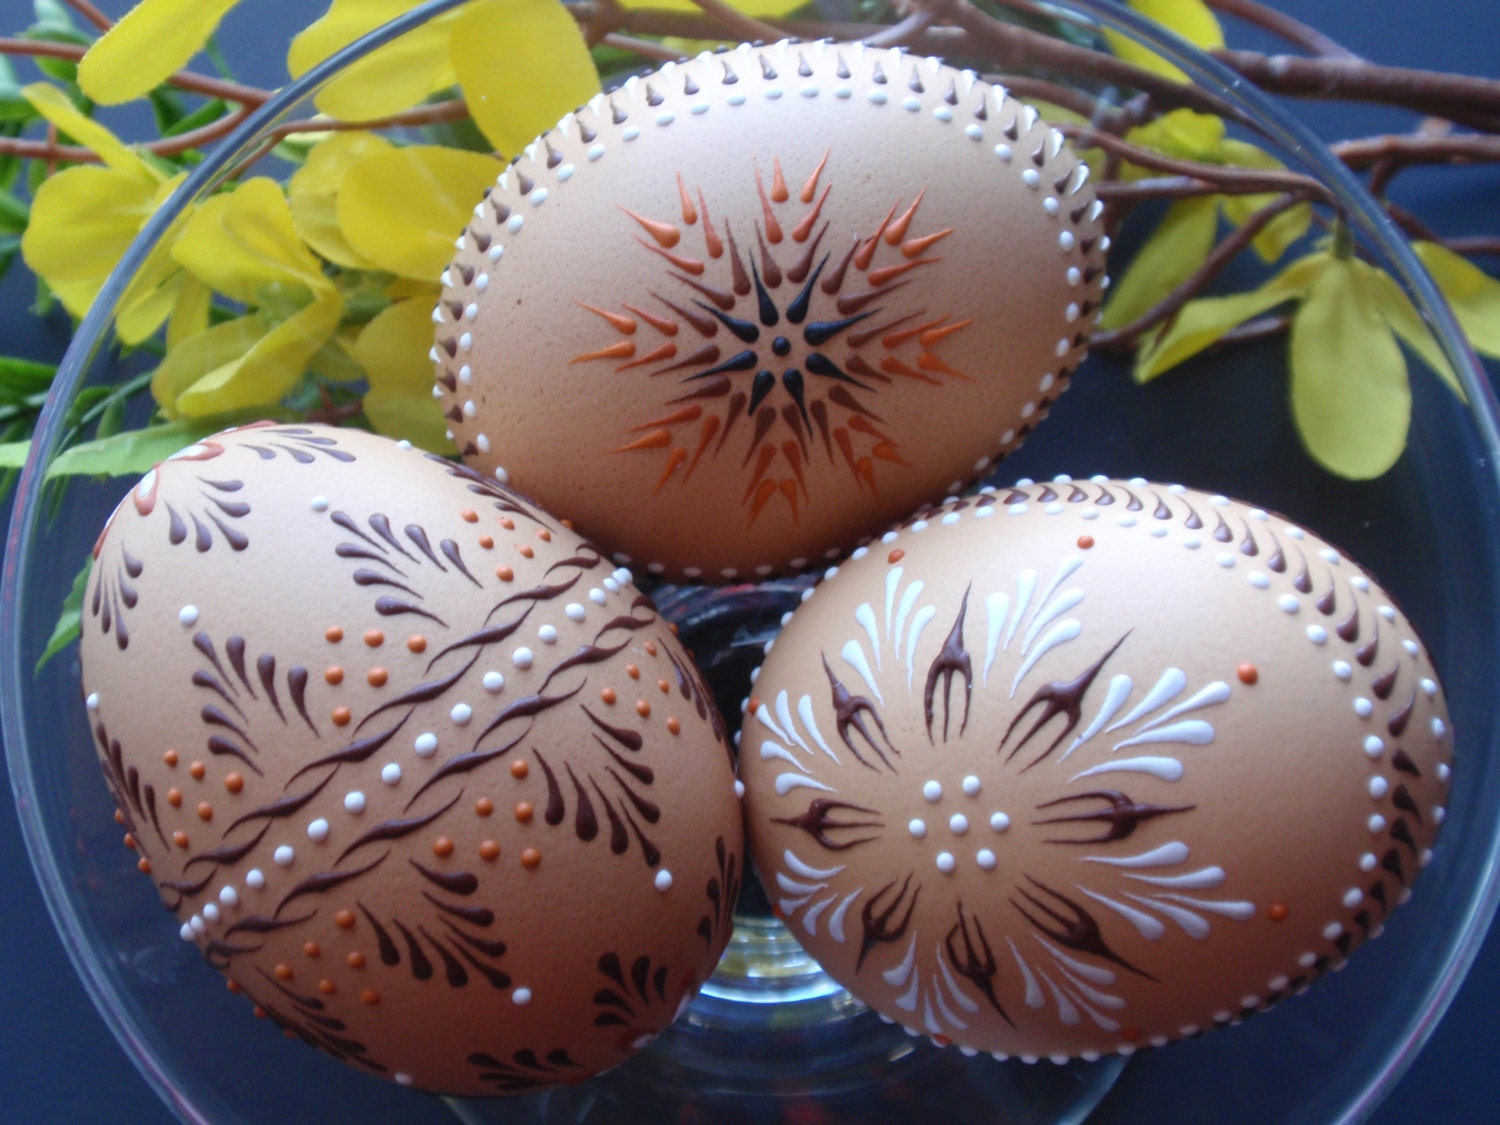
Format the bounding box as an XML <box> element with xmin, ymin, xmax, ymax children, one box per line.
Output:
<box><xmin>538</xmin><ymin>625</ymin><xmax>558</xmax><ymax>645</ymax></box>
<box><xmin>590</xmin><ymin>588</ymin><xmax>608</xmax><ymax>605</ymax></box>
<box><xmin>1323</xmin><ymin>922</ymin><xmax>1343</xmax><ymax>941</ymax></box>
<box><xmin>1353</xmin><ymin>698</ymin><xmax>1373</xmax><ymax>718</ymax></box>
<box><xmin>344</xmin><ymin>791</ymin><xmax>367</xmax><ymax>814</ymax></box>
<box><xmin>512</xmin><ymin>648</ymin><xmax>534</xmax><ymax>669</ymax></box>
<box><xmin>189</xmin><ymin>915</ymin><xmax>206</xmax><ymax>935</ymax></box>
<box><xmin>483</xmin><ymin>671</ymin><xmax>505</xmax><ymax>693</ymax></box>
<box><xmin>1421</xmin><ymin>678</ymin><xmax>1438</xmax><ymax>696</ymax></box>
<box><xmin>976</xmin><ymin>849</ymin><xmax>997</xmax><ymax>870</ymax></box>
<box><xmin>1333</xmin><ymin>661</ymin><xmax>1353</xmax><ymax>682</ymax></box>
<box><xmin>922</xmin><ymin>780</ymin><xmax>943</xmax><ymax>803</ymax></box>
<box><xmin>202</xmin><ymin>904</ymin><xmax>220</xmax><ymax>926</ymax></box>
<box><xmin>1298</xmin><ymin>952</ymin><xmax>1318</xmax><ymax>968</ymax></box>
<box><xmin>1434</xmin><ymin>805</ymin><xmax>1447</xmax><ymax>824</ymax></box>
<box><xmin>949</xmin><ymin>814</ymin><xmax>970</xmax><ymax>835</ymax></box>
<box><xmin>395</xmin><ymin>1073</ymin><xmax>414</xmax><ymax>1087</ymax></box>
<box><xmin>381</xmin><ymin>763</ymin><xmax>402</xmax><ymax>786</ymax></box>
<box><xmin>1306</xmin><ymin>625</ymin><xmax>1328</xmax><ymax>644</ymax></box>
<box><xmin>565</xmin><ymin>603</ymin><xmax>587</xmax><ymax>622</ymax></box>
<box><xmin>936</xmin><ymin>852</ymin><xmax>956</xmax><ymax>873</ymax></box>
<box><xmin>415</xmin><ymin>733</ymin><xmax>438</xmax><ymax>757</ymax></box>
<box><xmin>178</xmin><ymin>605</ymin><xmax>199</xmax><ymax>626</ymax></box>
<box><xmin>990</xmin><ymin>812</ymin><xmax>1011</xmax><ymax>832</ymax></box>
<box><xmin>908</xmin><ymin>818</ymin><xmax>928</xmax><ymax>839</ymax></box>
<box><xmin>246</xmin><ymin>869</ymin><xmax>265</xmax><ymax>889</ymax></box>
<box><xmin>219</xmin><ymin>885</ymin><xmax>238</xmax><ymax>908</ymax></box>
<box><xmin>734</xmin><ymin>779</ymin><xmax>746</xmax><ymax>799</ymax></box>
<box><xmin>1278</xmin><ymin>594</ymin><xmax>1300</xmax><ymax>614</ymax></box>
<box><xmin>513</xmin><ymin>988</ymin><xmax>532</xmax><ymax>1006</ymax></box>
<box><xmin>274</xmin><ymin>845</ymin><xmax>294</xmax><ymax>867</ymax></box>
<box><xmin>1360</xmin><ymin>853</ymin><xmax>1378</xmax><ymax>872</ymax></box>
<box><xmin>307</xmin><ymin>818</ymin><xmax>330</xmax><ymax>842</ymax></box>
<box><xmin>451</xmin><ymin>702</ymin><xmax>473</xmax><ymax>725</ymax></box>
<box><xmin>1368</xmin><ymin>814</ymin><xmax>1387</xmax><ymax>833</ymax></box>
<box><xmin>962</xmin><ymin>775</ymin><xmax>981</xmax><ymax>796</ymax></box>
<box><xmin>1369</xmin><ymin>776</ymin><xmax>1390</xmax><ymax>799</ymax></box>
<box><xmin>309</xmin><ymin>495</ymin><xmax>329</xmax><ymax>512</ymax></box>
<box><xmin>654</xmin><ymin>870</ymin><xmax>673</xmax><ymax>892</ymax></box>
<box><xmin>1248</xmin><ymin>571</ymin><xmax>1271</xmax><ymax>589</ymax></box>
<box><xmin>1432</xmin><ymin>717</ymin><xmax>1447</xmax><ymax>738</ymax></box>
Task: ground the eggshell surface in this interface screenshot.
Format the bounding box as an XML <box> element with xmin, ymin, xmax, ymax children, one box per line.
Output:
<box><xmin>435</xmin><ymin>39</ymin><xmax>1106</xmax><ymax>581</ymax></box>
<box><xmin>739</xmin><ymin>479</ymin><xmax>1452</xmax><ymax>1059</ymax></box>
<box><xmin>79</xmin><ymin>423</ymin><xmax>743</xmax><ymax>1095</ymax></box>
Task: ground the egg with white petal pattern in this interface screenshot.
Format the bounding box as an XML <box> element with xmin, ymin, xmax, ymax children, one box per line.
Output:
<box><xmin>79</xmin><ymin>422</ymin><xmax>742</xmax><ymax>1095</ymax></box>
<box><xmin>738</xmin><ymin>478</ymin><xmax>1452</xmax><ymax>1060</ymax></box>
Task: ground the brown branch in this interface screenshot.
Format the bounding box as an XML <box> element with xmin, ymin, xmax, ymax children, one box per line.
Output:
<box><xmin>1204</xmin><ymin>0</ymin><xmax>1359</xmax><ymax>60</ymax></box>
<box><xmin>1216</xmin><ymin>312</ymin><xmax>1292</xmax><ymax>347</ymax></box>
<box><xmin>1091</xmin><ymin>191</ymin><xmax>1312</xmax><ymax>353</ymax></box>
<box><xmin>0</xmin><ymin>37</ymin><xmax>271</xmax><ymax>106</ymax></box>
<box><xmin>600</xmin><ymin>33</ymin><xmax>686</xmax><ymax>64</ymax></box>
<box><xmin>2</xmin><ymin>104</ymin><xmax>253</xmax><ymax>162</ymax></box>
<box><xmin>679</xmin><ymin>0</ymin><xmax>787</xmax><ymax>44</ymax></box>
<box><xmin>61</xmin><ymin>0</ymin><xmax>114</xmax><ymax>33</ymax></box>
<box><xmin>1332</xmin><ymin>132</ymin><xmax>1500</xmax><ymax>170</ymax></box>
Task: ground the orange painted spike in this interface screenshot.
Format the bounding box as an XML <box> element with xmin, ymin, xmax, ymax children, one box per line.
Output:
<box><xmin>685</xmin><ymin>414</ymin><xmax>721</xmax><ymax>478</ymax></box>
<box><xmin>867</xmin><ymin>257</ymin><xmax>938</xmax><ymax>288</ymax></box>
<box><xmin>624</xmin><ymin>304</ymin><xmax>679</xmax><ymax>336</ymax></box>
<box><xmin>748</xmin><ymin>478</ymin><xmax>781</xmax><ymax>523</ymax></box>
<box><xmin>792</xmin><ymin>182</ymin><xmax>832</xmax><ymax>244</ymax></box>
<box><xmin>696</xmin><ymin>187</ymin><xmax>724</xmax><ymax>258</ymax></box>
<box><xmin>884</xmin><ymin>189</ymin><xmax>926</xmax><ymax>245</ymax></box>
<box><xmin>919</xmin><ymin>318</ymin><xmax>974</xmax><ymax>348</ymax></box>
<box><xmin>799</xmin><ymin>148</ymin><xmax>831</xmax><ymax>203</ymax></box>
<box><xmin>854</xmin><ymin>202</ymin><xmax>899</xmax><ymax>270</ymax></box>
<box><xmin>871</xmin><ymin>442</ymin><xmax>911</xmax><ymax>466</ymax></box>
<box><xmin>917</xmin><ymin>350</ymin><xmax>976</xmax><ymax>380</ymax></box>
<box><xmin>743</xmin><ymin>442</ymin><xmax>779</xmax><ymax>502</ymax></box>
<box><xmin>654</xmin><ymin>447</ymin><xmax>689</xmax><ymax>493</ymax></box>
<box><xmin>619</xmin><ymin>205</ymin><xmax>682</xmax><ymax>249</ymax></box>
<box><xmin>902</xmin><ymin>228</ymin><xmax>954</xmax><ymax>258</ymax></box>
<box><xmin>778</xmin><ymin>478</ymin><xmax>801</xmax><ymax>522</ymax></box>
<box><xmin>613</xmin><ymin>428</ymin><xmax>673</xmax><ymax>452</ymax></box>
<box><xmin>636</xmin><ymin>237</ymin><xmax>706</xmax><ymax>275</ymax></box>
<box><xmin>616</xmin><ymin>340</ymin><xmax>679</xmax><ymax>371</ymax></box>
<box><xmin>847</xmin><ymin>414</ymin><xmax>896</xmax><ymax>444</ymax></box>
<box><xmin>781</xmin><ymin>440</ymin><xmax>809</xmax><ymax>497</ymax></box>
<box><xmin>677</xmin><ymin>172</ymin><xmax>698</xmax><ymax>224</ymax></box>
<box><xmin>882</xmin><ymin>316</ymin><xmax>948</xmax><ymax>350</ymax></box>
<box><xmin>571</xmin><ymin>340</ymin><xmax>636</xmax><ymax>365</ymax></box>
<box><xmin>879</xmin><ymin>355</ymin><xmax>943</xmax><ymax>385</ymax></box>
<box><xmin>856</xmin><ymin>456</ymin><xmax>878</xmax><ymax>492</ymax></box>
<box><xmin>633</xmin><ymin>403</ymin><xmax>703</xmax><ymax>430</ymax></box>
<box><xmin>833</xmin><ymin>427</ymin><xmax>859</xmax><ymax>473</ymax></box>
<box><xmin>576</xmin><ymin>301</ymin><xmax>638</xmax><ymax>334</ymax></box>
<box><xmin>770</xmin><ymin>157</ymin><xmax>790</xmax><ymax>203</ymax></box>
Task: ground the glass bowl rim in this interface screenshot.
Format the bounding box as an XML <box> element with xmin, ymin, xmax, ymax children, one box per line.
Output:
<box><xmin>4</xmin><ymin>2</ymin><xmax>1498</xmax><ymax>1121</ymax></box>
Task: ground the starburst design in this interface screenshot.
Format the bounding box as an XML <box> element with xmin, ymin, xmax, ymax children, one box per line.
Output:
<box><xmin>569</xmin><ymin>153</ymin><xmax>972</xmax><ymax>525</ymax></box>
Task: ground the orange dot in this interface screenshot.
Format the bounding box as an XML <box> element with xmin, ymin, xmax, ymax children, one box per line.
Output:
<box><xmin>189</xmin><ymin>761</ymin><xmax>206</xmax><ymax>780</ymax></box>
<box><xmin>626</xmin><ymin>664</ymin><xmax>640</xmax><ymax>680</ymax></box>
<box><xmin>367</xmin><ymin>667</ymin><xmax>388</xmax><ymax>688</ymax></box>
<box><xmin>510</xmin><ymin>760</ymin><xmax>529</xmax><ymax>780</ymax></box>
<box><xmin>644</xmin><ymin>640</ymin><xmax>658</xmax><ymax>657</ymax></box>
<box><xmin>1238</xmin><ymin>663</ymin><xmax>1259</xmax><ymax>685</ymax></box>
<box><xmin>325</xmin><ymin>626</ymin><xmax>344</xmax><ymax>643</ymax></box>
<box><xmin>360</xmin><ymin>989</ymin><xmax>380</xmax><ymax>1006</ymax></box>
<box><xmin>274</xmin><ymin>964</ymin><xmax>293</xmax><ymax>981</ymax></box>
<box><xmin>668</xmin><ymin>622</ymin><xmax>679</xmax><ymax>635</ymax></box>
<box><xmin>332</xmin><ymin>706</ymin><xmax>352</xmax><ymax>727</ymax></box>
<box><xmin>123</xmin><ymin>833</ymin><xmax>136</xmax><ymax>850</ymax></box>
<box><xmin>226</xmin><ymin>980</ymin><xmax>241</xmax><ymax>994</ymax></box>
<box><xmin>137</xmin><ymin>858</ymin><xmax>152</xmax><ymax>874</ymax></box>
<box><xmin>561</xmin><ymin>518</ymin><xmax>574</xmax><ymax>530</ymax></box>
<box><xmin>407</xmin><ymin>635</ymin><xmax>427</xmax><ymax>654</ymax></box>
<box><xmin>303</xmin><ymin>942</ymin><xmax>321</xmax><ymax>958</ymax></box>
<box><xmin>747</xmin><ymin>696</ymin><xmax>760</xmax><ymax>714</ymax></box>
<box><xmin>666</xmin><ymin>717</ymin><xmax>682</xmax><ymax>735</ymax></box>
<box><xmin>499</xmin><ymin>516</ymin><xmax>515</xmax><ymax>530</ymax></box>
<box><xmin>347</xmin><ymin>951</ymin><xmax>366</xmax><ymax>968</ymax></box>
<box><xmin>515</xmin><ymin>801</ymin><xmax>534</xmax><ymax>823</ymax></box>
<box><xmin>658</xmin><ymin>678</ymin><xmax>671</xmax><ymax>694</ymax></box>
<box><xmin>166</xmin><ymin>788</ymin><xmax>182</xmax><ymax>808</ymax></box>
<box><xmin>163</xmin><ymin>749</ymin><xmax>179</xmax><ymax>767</ymax></box>
<box><xmin>517</xmin><ymin>544</ymin><xmax>534</xmax><ymax>559</ymax></box>
<box><xmin>114</xmin><ymin>809</ymin><xmax>126</xmax><ymax>825</ymax></box>
<box><xmin>173</xmin><ymin>830</ymin><xmax>189</xmax><ymax>849</ymax></box>
<box><xmin>601</xmin><ymin>687</ymin><xmax>617</xmax><ymax>705</ymax></box>
<box><xmin>475</xmin><ymin>797</ymin><xmax>494</xmax><ymax>817</ymax></box>
<box><xmin>318</xmin><ymin>980</ymin><xmax>336</xmax><ymax>995</ymax></box>
<box><xmin>433</xmin><ymin>837</ymin><xmax>455</xmax><ymax>857</ymax></box>
<box><xmin>495</xmin><ymin>565</ymin><xmax>514</xmax><ymax>582</ymax></box>
<box><xmin>325</xmin><ymin>666</ymin><xmax>344</xmax><ymax>685</ymax></box>
<box><xmin>252</xmin><ymin>1006</ymin><xmax>267</xmax><ymax>1019</ymax></box>
<box><xmin>636</xmin><ymin>700</ymin><xmax>651</xmax><ymax>718</ymax></box>
<box><xmin>335</xmin><ymin>909</ymin><xmax>356</xmax><ymax>929</ymax></box>
<box><xmin>536</xmin><ymin>528</ymin><xmax>551</xmax><ymax>542</ymax></box>
<box><xmin>196</xmin><ymin>801</ymin><xmax>213</xmax><ymax>822</ymax></box>
<box><xmin>1077</xmin><ymin>535</ymin><xmax>1096</xmax><ymax>550</ymax></box>
<box><xmin>460</xmin><ymin>508</ymin><xmax>479</xmax><ymax>523</ymax></box>
<box><xmin>224</xmin><ymin>773</ymin><xmax>243</xmax><ymax>794</ymax></box>
<box><xmin>520</xmin><ymin>847</ymin><xmax>542</xmax><ymax>869</ymax></box>
<box><xmin>888</xmin><ymin>549</ymin><xmax>905</xmax><ymax>564</ymax></box>
<box><xmin>479</xmin><ymin>840</ymin><xmax>501</xmax><ymax>861</ymax></box>
<box><xmin>1269</xmin><ymin>903</ymin><xmax>1289</xmax><ymax>921</ymax></box>
<box><xmin>478</xmin><ymin>535</ymin><xmax>494</xmax><ymax>549</ymax></box>
<box><xmin>364</xmin><ymin>629</ymin><xmax>385</xmax><ymax>648</ymax></box>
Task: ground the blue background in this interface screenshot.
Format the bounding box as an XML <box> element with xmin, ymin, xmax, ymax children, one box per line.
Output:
<box><xmin>2</xmin><ymin>0</ymin><xmax>1496</xmax><ymax>1120</ymax></box>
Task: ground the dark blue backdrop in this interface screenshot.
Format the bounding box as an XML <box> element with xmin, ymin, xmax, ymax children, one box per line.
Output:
<box><xmin>2</xmin><ymin>1</ymin><xmax>1495</xmax><ymax>1120</ymax></box>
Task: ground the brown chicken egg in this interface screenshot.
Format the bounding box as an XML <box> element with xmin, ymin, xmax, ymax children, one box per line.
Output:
<box><xmin>78</xmin><ymin>422</ymin><xmax>743</xmax><ymax>1095</ymax></box>
<box><xmin>434</xmin><ymin>39</ymin><xmax>1107</xmax><ymax>582</ymax></box>
<box><xmin>738</xmin><ymin>477</ymin><xmax>1452</xmax><ymax>1061</ymax></box>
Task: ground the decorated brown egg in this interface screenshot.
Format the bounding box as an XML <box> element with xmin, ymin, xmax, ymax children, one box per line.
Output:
<box><xmin>79</xmin><ymin>422</ymin><xmax>743</xmax><ymax>1095</ymax></box>
<box><xmin>738</xmin><ymin>478</ymin><xmax>1452</xmax><ymax>1061</ymax></box>
<box><xmin>434</xmin><ymin>39</ymin><xmax>1107</xmax><ymax>582</ymax></box>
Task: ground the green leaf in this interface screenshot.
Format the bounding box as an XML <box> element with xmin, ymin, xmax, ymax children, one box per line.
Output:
<box><xmin>0</xmin><ymin>355</ymin><xmax>56</xmax><ymax>402</ymax></box>
<box><xmin>1291</xmin><ymin>256</ymin><xmax>1410</xmax><ymax>480</ymax></box>
<box><xmin>42</xmin><ymin>412</ymin><xmax>282</xmax><ymax>479</ymax></box>
<box><xmin>36</xmin><ymin>553</ymin><xmax>91</xmax><ymax>673</ymax></box>
<box><xmin>1099</xmin><ymin>196</ymin><xmax>1218</xmax><ymax>330</ymax></box>
<box><xmin>0</xmin><ymin>439</ymin><xmax>30</xmax><ymax>469</ymax></box>
<box><xmin>1414</xmin><ymin>241</ymin><xmax>1500</xmax><ymax>359</ymax></box>
<box><xmin>1353</xmin><ymin>257</ymin><xmax>1462</xmax><ymax>398</ymax></box>
<box><xmin>162</xmin><ymin>96</ymin><xmax>229</xmax><ymax>140</ymax></box>
<box><xmin>1134</xmin><ymin>252</ymin><xmax>1325</xmax><ymax>381</ymax></box>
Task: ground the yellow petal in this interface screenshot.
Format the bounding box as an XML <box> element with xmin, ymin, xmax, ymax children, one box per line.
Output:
<box><xmin>1107</xmin><ymin>0</ymin><xmax>1225</xmax><ymax>83</ymax></box>
<box><xmin>1291</xmin><ymin>256</ymin><xmax>1410</xmax><ymax>479</ymax></box>
<box><xmin>288</xmin><ymin>0</ymin><xmax>466</xmax><ymax>122</ymax></box>
<box><xmin>354</xmin><ymin>297</ymin><xmax>452</xmax><ymax>450</ymax></box>
<box><xmin>338</xmin><ymin>145</ymin><xmax>501</xmax><ymax>280</ymax></box>
<box><xmin>174</xmin><ymin>178</ymin><xmax>329</xmax><ymax>302</ymax></box>
<box><xmin>1354</xmin><ymin>256</ymin><xmax>1462</xmax><ymax>398</ymax></box>
<box><xmin>78</xmin><ymin>0</ymin><xmax>242</xmax><ymax>105</ymax></box>
<box><xmin>166</xmin><ymin>275</ymin><xmax>213</xmax><ymax>350</ymax></box>
<box><xmin>1100</xmin><ymin>196</ymin><xmax>1218</xmax><ymax>330</ymax></box>
<box><xmin>21</xmin><ymin>84</ymin><xmax>157</xmax><ymax>179</ymax></box>
<box><xmin>450</xmin><ymin>0</ymin><xmax>601</xmax><ymax>159</ymax></box>
<box><xmin>1125</xmin><ymin>108</ymin><xmax>1227</xmax><ymax>163</ymax></box>
<box><xmin>152</xmin><ymin>315</ymin><xmax>265</xmax><ymax>417</ymax></box>
<box><xmin>1414</xmin><ymin>241</ymin><xmax>1500</xmax><ymax>359</ymax></box>
<box><xmin>288</xmin><ymin>132</ymin><xmax>394</xmax><ymax>270</ymax></box>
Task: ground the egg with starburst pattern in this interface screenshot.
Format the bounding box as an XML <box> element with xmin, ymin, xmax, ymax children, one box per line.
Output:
<box><xmin>434</xmin><ymin>39</ymin><xmax>1106</xmax><ymax>582</ymax></box>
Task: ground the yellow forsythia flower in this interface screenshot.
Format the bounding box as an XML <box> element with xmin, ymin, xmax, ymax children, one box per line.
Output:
<box><xmin>353</xmin><ymin>297</ymin><xmax>453</xmax><ymax>452</ymax></box>
<box><xmin>78</xmin><ymin>0</ymin><xmax>242</xmax><ymax>105</ymax></box>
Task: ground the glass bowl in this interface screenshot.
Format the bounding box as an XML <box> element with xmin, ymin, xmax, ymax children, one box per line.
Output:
<box><xmin>5</xmin><ymin>2</ymin><xmax>1499</xmax><ymax>1122</ymax></box>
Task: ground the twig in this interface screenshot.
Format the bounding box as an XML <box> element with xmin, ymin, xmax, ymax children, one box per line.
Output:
<box><xmin>1204</xmin><ymin>0</ymin><xmax>1359</xmax><ymax>60</ymax></box>
<box><xmin>1216</xmin><ymin>311</ymin><xmax>1292</xmax><ymax>347</ymax></box>
<box><xmin>0</xmin><ymin>37</ymin><xmax>270</xmax><ymax>106</ymax></box>
<box><xmin>681</xmin><ymin>0</ymin><xmax>787</xmax><ymax>45</ymax></box>
<box><xmin>2</xmin><ymin>104</ymin><xmax>252</xmax><ymax>162</ymax></box>
<box><xmin>1332</xmin><ymin>131</ymin><xmax>1500</xmax><ymax>170</ymax></box>
<box><xmin>60</xmin><ymin>0</ymin><xmax>113</xmax><ymax>33</ymax></box>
